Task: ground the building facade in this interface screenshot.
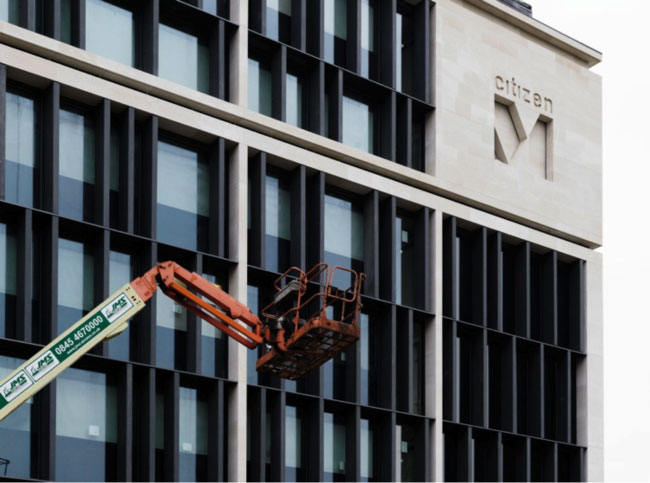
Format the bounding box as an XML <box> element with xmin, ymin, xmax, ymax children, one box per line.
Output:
<box><xmin>0</xmin><ymin>0</ymin><xmax>602</xmax><ymax>481</ymax></box>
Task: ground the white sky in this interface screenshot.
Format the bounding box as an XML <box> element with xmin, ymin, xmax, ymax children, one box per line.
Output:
<box><xmin>530</xmin><ymin>1</ymin><xmax>649</xmax><ymax>481</ymax></box>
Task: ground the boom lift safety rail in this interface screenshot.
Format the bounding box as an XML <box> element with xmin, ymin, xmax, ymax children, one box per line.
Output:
<box><xmin>0</xmin><ymin>261</ymin><xmax>364</xmax><ymax>422</ymax></box>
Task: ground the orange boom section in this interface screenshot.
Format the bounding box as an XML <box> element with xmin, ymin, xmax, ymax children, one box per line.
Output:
<box><xmin>131</xmin><ymin>261</ymin><xmax>365</xmax><ymax>380</ymax></box>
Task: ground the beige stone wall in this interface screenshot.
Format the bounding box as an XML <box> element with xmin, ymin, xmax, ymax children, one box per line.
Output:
<box><xmin>434</xmin><ymin>0</ymin><xmax>603</xmax><ymax>247</ymax></box>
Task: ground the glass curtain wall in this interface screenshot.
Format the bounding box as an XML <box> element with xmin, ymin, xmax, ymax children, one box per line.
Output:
<box><xmin>156</xmin><ymin>285</ymin><xmax>188</xmax><ymax>370</ymax></box>
<box><xmin>324</xmin><ymin>192</ymin><xmax>364</xmax><ymax>288</ymax></box>
<box><xmin>324</xmin><ymin>412</ymin><xmax>346</xmax><ymax>481</ymax></box>
<box><xmin>266</xmin><ymin>0</ymin><xmax>291</xmax><ymax>44</ymax></box>
<box><xmin>158</xmin><ymin>24</ymin><xmax>209</xmax><ymax>93</ymax></box>
<box><xmin>342</xmin><ymin>95</ymin><xmax>374</xmax><ymax>154</ymax></box>
<box><xmin>0</xmin><ymin>224</ymin><xmax>16</xmax><ymax>338</ymax></box>
<box><xmin>0</xmin><ymin>356</ymin><xmax>31</xmax><ymax>479</ymax></box>
<box><xmin>285</xmin><ymin>72</ymin><xmax>303</xmax><ymax>128</ymax></box>
<box><xmin>248</xmin><ymin>56</ymin><xmax>272</xmax><ymax>116</ymax></box>
<box><xmin>265</xmin><ymin>172</ymin><xmax>291</xmax><ymax>272</ymax></box>
<box><xmin>179</xmin><ymin>387</ymin><xmax>208</xmax><ymax>481</ymax></box>
<box><xmin>0</xmin><ymin>0</ymin><xmax>19</xmax><ymax>24</ymax></box>
<box><xmin>106</xmin><ymin>250</ymin><xmax>132</xmax><ymax>360</ymax></box>
<box><xmin>200</xmin><ymin>273</ymin><xmax>227</xmax><ymax>378</ymax></box>
<box><xmin>323</xmin><ymin>0</ymin><xmax>347</xmax><ymax>66</ymax></box>
<box><xmin>57</xmin><ymin>238</ymin><xmax>94</xmax><ymax>335</ymax></box>
<box><xmin>360</xmin><ymin>0</ymin><xmax>376</xmax><ymax>79</ymax></box>
<box><xmin>5</xmin><ymin>90</ymin><xmax>38</xmax><ymax>207</ymax></box>
<box><xmin>85</xmin><ymin>0</ymin><xmax>135</xmax><ymax>66</ymax></box>
<box><xmin>59</xmin><ymin>107</ymin><xmax>95</xmax><ymax>222</ymax></box>
<box><xmin>285</xmin><ymin>406</ymin><xmax>304</xmax><ymax>481</ymax></box>
<box><xmin>395</xmin><ymin>214</ymin><xmax>415</xmax><ymax>306</ymax></box>
<box><xmin>156</xmin><ymin>140</ymin><xmax>209</xmax><ymax>252</ymax></box>
<box><xmin>55</xmin><ymin>368</ymin><xmax>117</xmax><ymax>481</ymax></box>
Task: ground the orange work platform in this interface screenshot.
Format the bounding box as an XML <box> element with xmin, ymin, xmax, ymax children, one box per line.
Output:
<box><xmin>256</xmin><ymin>264</ymin><xmax>365</xmax><ymax>380</ymax></box>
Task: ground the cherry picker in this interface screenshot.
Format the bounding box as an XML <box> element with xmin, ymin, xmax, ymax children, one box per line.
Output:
<box><xmin>0</xmin><ymin>261</ymin><xmax>364</xmax><ymax>421</ymax></box>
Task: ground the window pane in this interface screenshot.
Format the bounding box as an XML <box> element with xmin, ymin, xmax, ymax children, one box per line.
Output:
<box><xmin>359</xmin><ymin>313</ymin><xmax>380</xmax><ymax>407</ymax></box>
<box><xmin>156</xmin><ymin>140</ymin><xmax>209</xmax><ymax>251</ymax></box>
<box><xmin>156</xmin><ymin>288</ymin><xmax>187</xmax><ymax>370</ymax></box>
<box><xmin>5</xmin><ymin>91</ymin><xmax>38</xmax><ymax>207</ymax></box>
<box><xmin>398</xmin><ymin>423</ymin><xmax>417</xmax><ymax>481</ymax></box>
<box><xmin>0</xmin><ymin>355</ymin><xmax>31</xmax><ymax>479</ymax></box>
<box><xmin>158</xmin><ymin>23</ymin><xmax>209</xmax><ymax>93</ymax></box>
<box><xmin>285</xmin><ymin>406</ymin><xmax>303</xmax><ymax>481</ymax></box>
<box><xmin>155</xmin><ymin>390</ymin><xmax>165</xmax><ymax>480</ymax></box>
<box><xmin>324</xmin><ymin>193</ymin><xmax>364</xmax><ymax>287</ymax></box>
<box><xmin>86</xmin><ymin>0</ymin><xmax>135</xmax><ymax>66</ymax></box>
<box><xmin>0</xmin><ymin>0</ymin><xmax>19</xmax><ymax>24</ymax></box>
<box><xmin>55</xmin><ymin>368</ymin><xmax>117</xmax><ymax>481</ymax></box>
<box><xmin>360</xmin><ymin>419</ymin><xmax>375</xmax><ymax>481</ymax></box>
<box><xmin>0</xmin><ymin>223</ymin><xmax>16</xmax><ymax>339</ymax></box>
<box><xmin>57</xmin><ymin>239</ymin><xmax>94</xmax><ymax>335</ymax></box>
<box><xmin>396</xmin><ymin>215</ymin><xmax>415</xmax><ymax>307</ymax></box>
<box><xmin>109</xmin><ymin>127</ymin><xmax>120</xmax><ymax>228</ymax></box>
<box><xmin>342</xmin><ymin>95</ymin><xmax>374</xmax><ymax>153</ymax></box>
<box><xmin>396</xmin><ymin>8</ymin><xmax>414</xmax><ymax>95</ymax></box>
<box><xmin>266</xmin><ymin>0</ymin><xmax>291</xmax><ymax>43</ymax></box>
<box><xmin>60</xmin><ymin>0</ymin><xmax>72</xmax><ymax>44</ymax></box>
<box><xmin>360</xmin><ymin>0</ymin><xmax>375</xmax><ymax>78</ymax></box>
<box><xmin>246</xmin><ymin>284</ymin><xmax>259</xmax><ymax>385</ymax></box>
<box><xmin>179</xmin><ymin>387</ymin><xmax>208</xmax><ymax>482</ymax></box>
<box><xmin>202</xmin><ymin>0</ymin><xmax>228</xmax><ymax>17</ymax></box>
<box><xmin>59</xmin><ymin>108</ymin><xmax>95</xmax><ymax>222</ymax></box>
<box><xmin>285</xmin><ymin>73</ymin><xmax>303</xmax><ymax>128</ymax></box>
<box><xmin>324</xmin><ymin>412</ymin><xmax>345</xmax><ymax>481</ymax></box>
<box><xmin>200</xmin><ymin>273</ymin><xmax>227</xmax><ymax>378</ymax></box>
<box><xmin>265</xmin><ymin>173</ymin><xmax>291</xmax><ymax>272</ymax></box>
<box><xmin>413</xmin><ymin>319</ymin><xmax>424</xmax><ymax>414</ymax></box>
<box><xmin>106</xmin><ymin>250</ymin><xmax>132</xmax><ymax>360</ymax></box>
<box><xmin>323</xmin><ymin>0</ymin><xmax>347</xmax><ymax>65</ymax></box>
<box><xmin>248</xmin><ymin>57</ymin><xmax>272</xmax><ymax>116</ymax></box>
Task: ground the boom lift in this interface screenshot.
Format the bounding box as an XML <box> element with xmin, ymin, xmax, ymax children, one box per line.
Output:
<box><xmin>0</xmin><ymin>261</ymin><xmax>364</xmax><ymax>422</ymax></box>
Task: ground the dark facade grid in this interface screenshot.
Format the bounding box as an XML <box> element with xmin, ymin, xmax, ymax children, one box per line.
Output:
<box><xmin>248</xmin><ymin>27</ymin><xmax>432</xmax><ymax>170</ymax></box>
<box><xmin>442</xmin><ymin>216</ymin><xmax>586</xmax><ymax>482</ymax></box>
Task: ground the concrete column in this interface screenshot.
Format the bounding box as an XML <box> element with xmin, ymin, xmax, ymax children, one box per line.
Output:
<box><xmin>227</xmin><ymin>143</ymin><xmax>249</xmax><ymax>481</ymax></box>
<box><xmin>431</xmin><ymin>209</ymin><xmax>444</xmax><ymax>482</ymax></box>
<box><xmin>230</xmin><ymin>0</ymin><xmax>248</xmax><ymax>107</ymax></box>
<box><xmin>582</xmin><ymin>252</ymin><xmax>604</xmax><ymax>481</ymax></box>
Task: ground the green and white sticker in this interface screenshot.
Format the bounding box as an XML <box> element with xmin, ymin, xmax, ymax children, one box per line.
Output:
<box><xmin>26</xmin><ymin>350</ymin><xmax>60</xmax><ymax>382</ymax></box>
<box><xmin>1</xmin><ymin>371</ymin><xmax>33</xmax><ymax>403</ymax></box>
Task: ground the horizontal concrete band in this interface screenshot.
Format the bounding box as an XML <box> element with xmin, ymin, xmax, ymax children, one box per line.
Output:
<box><xmin>0</xmin><ymin>20</ymin><xmax>601</xmax><ymax>248</ymax></box>
<box><xmin>0</xmin><ymin>40</ymin><xmax>599</xmax><ymax>264</ymax></box>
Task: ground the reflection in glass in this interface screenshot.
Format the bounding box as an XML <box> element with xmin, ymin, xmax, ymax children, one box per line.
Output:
<box><xmin>179</xmin><ymin>387</ymin><xmax>208</xmax><ymax>481</ymax></box>
<box><xmin>342</xmin><ymin>95</ymin><xmax>374</xmax><ymax>153</ymax></box>
<box><xmin>55</xmin><ymin>368</ymin><xmax>117</xmax><ymax>481</ymax></box>
<box><xmin>60</xmin><ymin>0</ymin><xmax>72</xmax><ymax>44</ymax></box>
<box><xmin>200</xmin><ymin>273</ymin><xmax>227</xmax><ymax>378</ymax></box>
<box><xmin>286</xmin><ymin>73</ymin><xmax>303</xmax><ymax>128</ymax></box>
<box><xmin>109</xmin><ymin>128</ymin><xmax>120</xmax><ymax>228</ymax></box>
<box><xmin>59</xmin><ymin>108</ymin><xmax>95</xmax><ymax>222</ymax></box>
<box><xmin>265</xmin><ymin>173</ymin><xmax>291</xmax><ymax>272</ymax></box>
<box><xmin>247</xmin><ymin>285</ymin><xmax>259</xmax><ymax>385</ymax></box>
<box><xmin>0</xmin><ymin>0</ymin><xmax>19</xmax><ymax>24</ymax></box>
<box><xmin>360</xmin><ymin>418</ymin><xmax>376</xmax><ymax>482</ymax></box>
<box><xmin>57</xmin><ymin>239</ymin><xmax>94</xmax><ymax>335</ymax></box>
<box><xmin>86</xmin><ymin>0</ymin><xmax>135</xmax><ymax>66</ymax></box>
<box><xmin>5</xmin><ymin>91</ymin><xmax>38</xmax><ymax>207</ymax></box>
<box><xmin>285</xmin><ymin>406</ymin><xmax>303</xmax><ymax>481</ymax></box>
<box><xmin>266</xmin><ymin>0</ymin><xmax>291</xmax><ymax>44</ymax></box>
<box><xmin>156</xmin><ymin>287</ymin><xmax>187</xmax><ymax>370</ymax></box>
<box><xmin>248</xmin><ymin>57</ymin><xmax>272</xmax><ymax>116</ymax></box>
<box><xmin>324</xmin><ymin>412</ymin><xmax>345</xmax><ymax>481</ymax></box>
<box><xmin>413</xmin><ymin>319</ymin><xmax>424</xmax><ymax>414</ymax></box>
<box><xmin>159</xmin><ymin>23</ymin><xmax>209</xmax><ymax>93</ymax></box>
<box><xmin>398</xmin><ymin>423</ymin><xmax>416</xmax><ymax>481</ymax></box>
<box><xmin>155</xmin><ymin>391</ymin><xmax>165</xmax><ymax>481</ymax></box>
<box><xmin>323</xmin><ymin>349</ymin><xmax>347</xmax><ymax>401</ymax></box>
<box><xmin>324</xmin><ymin>193</ymin><xmax>364</xmax><ymax>288</ymax></box>
<box><xmin>360</xmin><ymin>0</ymin><xmax>376</xmax><ymax>79</ymax></box>
<box><xmin>107</xmin><ymin>251</ymin><xmax>132</xmax><ymax>360</ymax></box>
<box><xmin>396</xmin><ymin>6</ymin><xmax>414</xmax><ymax>95</ymax></box>
<box><xmin>0</xmin><ymin>356</ymin><xmax>31</xmax><ymax>479</ymax></box>
<box><xmin>0</xmin><ymin>224</ymin><xmax>16</xmax><ymax>338</ymax></box>
<box><xmin>396</xmin><ymin>215</ymin><xmax>415</xmax><ymax>307</ymax></box>
<box><xmin>359</xmin><ymin>313</ymin><xmax>379</xmax><ymax>407</ymax></box>
<box><xmin>157</xmin><ymin>140</ymin><xmax>209</xmax><ymax>251</ymax></box>
<box><xmin>412</xmin><ymin>114</ymin><xmax>425</xmax><ymax>172</ymax></box>
<box><xmin>323</xmin><ymin>0</ymin><xmax>347</xmax><ymax>66</ymax></box>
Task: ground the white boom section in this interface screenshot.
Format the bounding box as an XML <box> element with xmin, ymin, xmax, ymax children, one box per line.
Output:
<box><xmin>0</xmin><ymin>283</ymin><xmax>145</xmax><ymax>421</ymax></box>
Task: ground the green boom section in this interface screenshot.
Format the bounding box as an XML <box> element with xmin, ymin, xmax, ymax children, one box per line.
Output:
<box><xmin>0</xmin><ymin>284</ymin><xmax>145</xmax><ymax>420</ymax></box>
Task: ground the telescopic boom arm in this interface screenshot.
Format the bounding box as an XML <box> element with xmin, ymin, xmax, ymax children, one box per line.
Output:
<box><xmin>0</xmin><ymin>261</ymin><xmax>364</xmax><ymax>422</ymax></box>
